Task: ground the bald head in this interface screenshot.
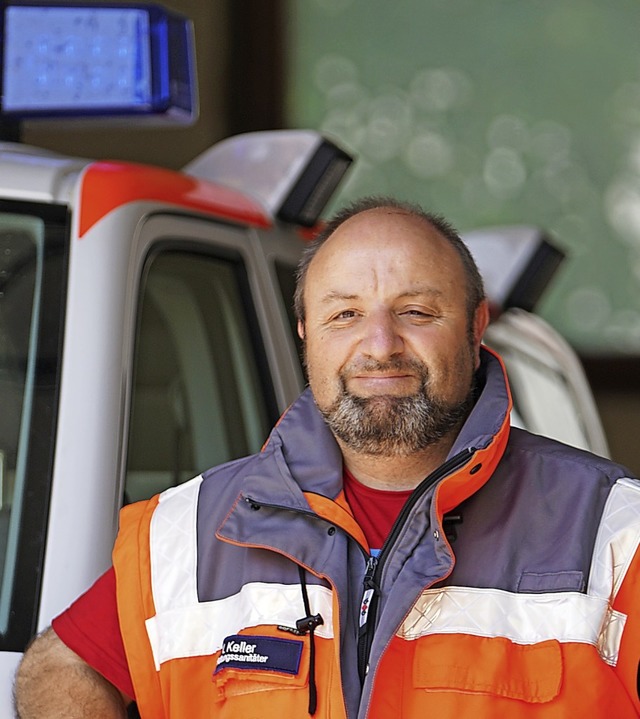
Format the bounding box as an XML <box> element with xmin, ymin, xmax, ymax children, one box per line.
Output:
<box><xmin>294</xmin><ymin>197</ymin><xmax>485</xmax><ymax>330</ymax></box>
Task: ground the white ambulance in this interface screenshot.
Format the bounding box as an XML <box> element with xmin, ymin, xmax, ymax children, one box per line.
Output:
<box><xmin>0</xmin><ymin>2</ymin><xmax>608</xmax><ymax>714</ymax></box>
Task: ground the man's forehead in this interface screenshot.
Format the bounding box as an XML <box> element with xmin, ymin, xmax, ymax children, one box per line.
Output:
<box><xmin>331</xmin><ymin>206</ymin><xmax>431</xmax><ymax>234</ymax></box>
<box><xmin>309</xmin><ymin>210</ymin><xmax>457</xmax><ymax>276</ymax></box>
<box><xmin>321</xmin><ymin>208</ymin><xmax>448</xmax><ymax>253</ymax></box>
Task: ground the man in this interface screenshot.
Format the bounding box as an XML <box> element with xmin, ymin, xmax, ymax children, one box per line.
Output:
<box><xmin>15</xmin><ymin>198</ymin><xmax>640</xmax><ymax>717</ymax></box>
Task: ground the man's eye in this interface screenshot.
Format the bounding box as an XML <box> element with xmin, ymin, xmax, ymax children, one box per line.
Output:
<box><xmin>403</xmin><ymin>309</ymin><xmax>434</xmax><ymax>318</ymax></box>
<box><xmin>329</xmin><ymin>309</ymin><xmax>360</xmax><ymax>323</ymax></box>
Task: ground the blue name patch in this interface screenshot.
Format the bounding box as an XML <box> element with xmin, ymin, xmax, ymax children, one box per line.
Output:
<box><xmin>214</xmin><ymin>635</ymin><xmax>303</xmax><ymax>675</ymax></box>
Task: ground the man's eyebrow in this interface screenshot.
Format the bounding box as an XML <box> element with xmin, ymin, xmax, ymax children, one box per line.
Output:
<box><xmin>398</xmin><ymin>288</ymin><xmax>443</xmax><ymax>299</ymax></box>
<box><xmin>320</xmin><ymin>291</ymin><xmax>360</xmax><ymax>304</ymax></box>
<box><xmin>319</xmin><ymin>288</ymin><xmax>444</xmax><ymax>304</ymax></box>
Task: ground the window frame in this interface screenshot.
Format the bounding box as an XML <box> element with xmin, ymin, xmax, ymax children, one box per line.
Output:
<box><xmin>123</xmin><ymin>237</ymin><xmax>280</xmax><ymax>505</ymax></box>
<box><xmin>0</xmin><ymin>198</ymin><xmax>69</xmax><ymax>651</ymax></box>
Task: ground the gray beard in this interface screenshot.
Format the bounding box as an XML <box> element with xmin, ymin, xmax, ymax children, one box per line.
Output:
<box><xmin>319</xmin><ymin>363</ymin><xmax>474</xmax><ymax>456</ymax></box>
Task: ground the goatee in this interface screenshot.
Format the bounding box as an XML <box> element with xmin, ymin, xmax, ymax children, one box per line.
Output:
<box><xmin>318</xmin><ymin>358</ymin><xmax>475</xmax><ymax>456</ymax></box>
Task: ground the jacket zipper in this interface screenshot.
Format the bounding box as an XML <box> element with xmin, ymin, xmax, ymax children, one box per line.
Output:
<box><xmin>356</xmin><ymin>446</ymin><xmax>476</xmax><ymax>683</ymax></box>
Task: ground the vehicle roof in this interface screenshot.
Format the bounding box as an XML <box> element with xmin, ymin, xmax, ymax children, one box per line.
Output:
<box><xmin>0</xmin><ymin>142</ymin><xmax>88</xmax><ymax>204</ymax></box>
<box><xmin>0</xmin><ymin>143</ymin><xmax>273</xmax><ymax>234</ymax></box>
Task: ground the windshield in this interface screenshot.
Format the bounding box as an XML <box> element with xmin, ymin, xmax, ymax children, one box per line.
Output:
<box><xmin>0</xmin><ymin>201</ymin><xmax>68</xmax><ymax>650</ymax></box>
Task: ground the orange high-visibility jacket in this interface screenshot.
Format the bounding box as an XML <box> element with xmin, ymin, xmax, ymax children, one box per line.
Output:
<box><xmin>113</xmin><ymin>348</ymin><xmax>640</xmax><ymax>718</ymax></box>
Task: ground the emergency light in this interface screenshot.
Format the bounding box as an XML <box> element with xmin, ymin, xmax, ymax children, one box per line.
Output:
<box><xmin>463</xmin><ymin>226</ymin><xmax>565</xmax><ymax>314</ymax></box>
<box><xmin>184</xmin><ymin>131</ymin><xmax>354</xmax><ymax>227</ymax></box>
<box><xmin>0</xmin><ymin>2</ymin><xmax>197</xmax><ymax>124</ymax></box>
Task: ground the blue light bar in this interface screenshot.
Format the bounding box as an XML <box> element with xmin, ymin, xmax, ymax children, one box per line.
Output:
<box><xmin>1</xmin><ymin>3</ymin><xmax>197</xmax><ymax>124</ymax></box>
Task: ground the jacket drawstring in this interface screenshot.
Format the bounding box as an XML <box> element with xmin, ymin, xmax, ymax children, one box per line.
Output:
<box><xmin>297</xmin><ymin>565</ymin><xmax>324</xmax><ymax>715</ymax></box>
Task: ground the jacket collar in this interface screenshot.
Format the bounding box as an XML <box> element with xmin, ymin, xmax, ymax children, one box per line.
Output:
<box><xmin>436</xmin><ymin>346</ymin><xmax>512</xmax><ymax>515</ymax></box>
<box><xmin>449</xmin><ymin>346</ymin><xmax>512</xmax><ymax>457</ymax></box>
<box><xmin>240</xmin><ymin>346</ymin><xmax>511</xmax><ymax>509</ymax></box>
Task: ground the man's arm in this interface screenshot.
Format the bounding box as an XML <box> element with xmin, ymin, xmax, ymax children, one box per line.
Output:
<box><xmin>14</xmin><ymin>627</ymin><xmax>131</xmax><ymax>719</ymax></box>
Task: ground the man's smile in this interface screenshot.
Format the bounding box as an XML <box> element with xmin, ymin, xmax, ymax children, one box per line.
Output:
<box><xmin>347</xmin><ymin>373</ymin><xmax>419</xmax><ymax>395</ymax></box>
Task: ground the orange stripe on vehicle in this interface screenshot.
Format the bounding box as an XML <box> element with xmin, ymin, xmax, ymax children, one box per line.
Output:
<box><xmin>78</xmin><ymin>161</ymin><xmax>271</xmax><ymax>237</ymax></box>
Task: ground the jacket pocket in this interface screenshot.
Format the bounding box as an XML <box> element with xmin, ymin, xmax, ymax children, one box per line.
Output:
<box><xmin>212</xmin><ymin>633</ymin><xmax>309</xmax><ymax>702</ymax></box>
<box><xmin>518</xmin><ymin>570</ymin><xmax>585</xmax><ymax>593</ymax></box>
<box><xmin>413</xmin><ymin>634</ymin><xmax>562</xmax><ymax>703</ymax></box>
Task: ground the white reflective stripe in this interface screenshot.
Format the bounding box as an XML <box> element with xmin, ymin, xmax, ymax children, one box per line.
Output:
<box><xmin>598</xmin><ymin>609</ymin><xmax>626</xmax><ymax>666</ymax></box>
<box><xmin>398</xmin><ymin>585</ymin><xmax>624</xmax><ymax>665</ymax></box>
<box><xmin>588</xmin><ymin>477</ymin><xmax>640</xmax><ymax>603</ymax></box>
<box><xmin>150</xmin><ymin>475</ymin><xmax>203</xmax><ymax>613</ymax></box>
<box><xmin>146</xmin><ymin>477</ymin><xmax>334</xmax><ymax>669</ymax></box>
<box><xmin>146</xmin><ymin>581</ymin><xmax>334</xmax><ymax>669</ymax></box>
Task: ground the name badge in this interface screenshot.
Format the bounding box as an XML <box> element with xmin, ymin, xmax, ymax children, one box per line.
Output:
<box><xmin>215</xmin><ymin>635</ymin><xmax>304</xmax><ymax>675</ymax></box>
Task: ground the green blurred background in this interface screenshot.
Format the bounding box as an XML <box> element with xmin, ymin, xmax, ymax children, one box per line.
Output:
<box><xmin>288</xmin><ymin>0</ymin><xmax>640</xmax><ymax>355</ymax></box>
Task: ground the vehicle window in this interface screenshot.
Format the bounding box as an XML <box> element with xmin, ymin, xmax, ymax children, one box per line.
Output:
<box><xmin>125</xmin><ymin>249</ymin><xmax>274</xmax><ymax>502</ymax></box>
<box><xmin>0</xmin><ymin>203</ymin><xmax>68</xmax><ymax>650</ymax></box>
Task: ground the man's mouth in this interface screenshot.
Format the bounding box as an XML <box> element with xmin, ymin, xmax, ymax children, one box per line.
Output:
<box><xmin>347</xmin><ymin>373</ymin><xmax>419</xmax><ymax>395</ymax></box>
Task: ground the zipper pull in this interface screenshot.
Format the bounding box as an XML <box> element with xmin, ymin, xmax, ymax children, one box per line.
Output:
<box><xmin>359</xmin><ymin>555</ymin><xmax>379</xmax><ymax>630</ymax></box>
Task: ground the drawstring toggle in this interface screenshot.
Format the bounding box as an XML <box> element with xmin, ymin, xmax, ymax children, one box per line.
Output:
<box><xmin>296</xmin><ymin>613</ymin><xmax>324</xmax><ymax>634</ymax></box>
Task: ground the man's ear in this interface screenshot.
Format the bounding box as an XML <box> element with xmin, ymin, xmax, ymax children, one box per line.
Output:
<box><xmin>472</xmin><ymin>301</ymin><xmax>490</xmax><ymax>367</ymax></box>
<box><xmin>297</xmin><ymin>320</ymin><xmax>305</xmax><ymax>340</ymax></box>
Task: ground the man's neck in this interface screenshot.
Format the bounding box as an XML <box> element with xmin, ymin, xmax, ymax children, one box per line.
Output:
<box><xmin>339</xmin><ymin>434</ymin><xmax>456</xmax><ymax>491</ymax></box>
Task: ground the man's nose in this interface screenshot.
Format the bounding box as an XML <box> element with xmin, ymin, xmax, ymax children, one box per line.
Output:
<box><xmin>359</xmin><ymin>311</ymin><xmax>404</xmax><ymax>361</ymax></box>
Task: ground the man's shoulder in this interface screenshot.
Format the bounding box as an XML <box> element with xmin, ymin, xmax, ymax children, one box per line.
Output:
<box><xmin>507</xmin><ymin>426</ymin><xmax>636</xmax><ymax>483</ymax></box>
<box><xmin>145</xmin><ymin>451</ymin><xmax>263</xmax><ymax>512</ymax></box>
<box><xmin>200</xmin><ymin>451</ymin><xmax>262</xmax><ymax>483</ymax></box>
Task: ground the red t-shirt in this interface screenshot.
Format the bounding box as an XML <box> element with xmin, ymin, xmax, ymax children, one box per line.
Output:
<box><xmin>342</xmin><ymin>467</ymin><xmax>412</xmax><ymax>553</ymax></box>
<box><xmin>52</xmin><ymin>566</ymin><xmax>134</xmax><ymax>699</ymax></box>
<box><xmin>53</xmin><ymin>472</ymin><xmax>412</xmax><ymax>701</ymax></box>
